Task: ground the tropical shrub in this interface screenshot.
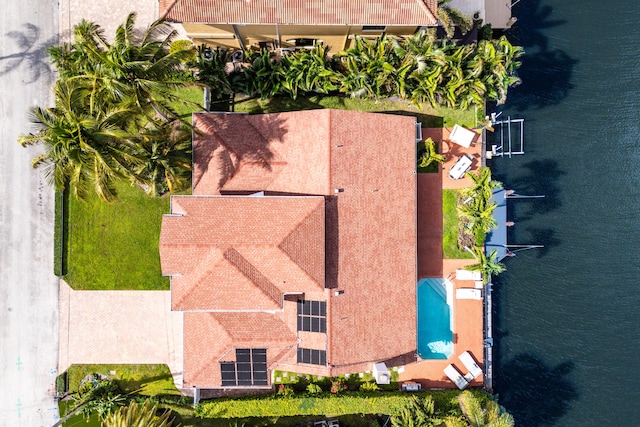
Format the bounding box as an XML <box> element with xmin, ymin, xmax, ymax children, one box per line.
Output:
<box><xmin>276</xmin><ymin>384</ymin><xmax>295</xmax><ymax>397</ymax></box>
<box><xmin>359</xmin><ymin>381</ymin><xmax>380</xmax><ymax>392</ymax></box>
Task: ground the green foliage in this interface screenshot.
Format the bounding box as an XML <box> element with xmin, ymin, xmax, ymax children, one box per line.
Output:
<box><xmin>276</xmin><ymin>384</ymin><xmax>295</xmax><ymax>397</ymax></box>
<box><xmin>458</xmin><ymin>391</ymin><xmax>514</xmax><ymax>427</ymax></box>
<box><xmin>437</xmin><ymin>0</ymin><xmax>474</xmax><ymax>38</ymax></box>
<box><xmin>417</xmin><ymin>137</ymin><xmax>446</xmax><ymax>171</ymax></box>
<box><xmin>23</xmin><ymin>13</ymin><xmax>198</xmax><ymax>202</ymax></box>
<box><xmin>53</xmin><ymin>189</ymin><xmax>65</xmax><ymax>276</ymax></box>
<box><xmin>306</xmin><ymin>383</ymin><xmax>323</xmax><ymax>395</ymax></box>
<box><xmin>195</xmin><ymin>393</ymin><xmax>441</xmax><ymax>419</ymax></box>
<box><xmin>64</xmin><ymin>181</ymin><xmax>171</xmax><ymax>290</ymax></box>
<box><xmin>103</xmin><ymin>399</ymin><xmax>179</xmax><ymax>427</ymax></box>
<box><xmin>171</xmin><ymin>39</ymin><xmax>197</xmax><ymax>61</ymax></box>
<box><xmin>207</xmin><ymin>31</ymin><xmax>522</xmax><ymax>110</ymax></box>
<box><xmin>359</xmin><ymin>382</ymin><xmax>380</xmax><ymax>392</ymax></box>
<box><xmin>391</xmin><ymin>395</ymin><xmax>441</xmax><ymax>427</ymax></box>
<box><xmin>443</xmin><ymin>190</ymin><xmax>475</xmax><ymax>259</ymax></box>
<box><xmin>56</xmin><ymin>371</ymin><xmax>68</xmax><ymax>394</ymax></box>
<box><xmin>66</xmin><ymin>365</ymin><xmax>180</xmax><ymax>397</ymax></box>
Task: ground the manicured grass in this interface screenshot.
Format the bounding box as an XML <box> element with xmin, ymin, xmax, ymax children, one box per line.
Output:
<box><xmin>65</xmin><ymin>364</ymin><xmax>180</xmax><ymax>396</ymax></box>
<box><xmin>173</xmin><ymin>86</ymin><xmax>205</xmax><ymax>119</ymax></box>
<box><xmin>234</xmin><ymin>95</ymin><xmax>476</xmax><ymax>128</ymax></box>
<box><xmin>64</xmin><ymin>181</ymin><xmax>171</xmax><ymax>290</ymax></box>
<box><xmin>443</xmin><ymin>190</ymin><xmax>474</xmax><ymax>260</ymax></box>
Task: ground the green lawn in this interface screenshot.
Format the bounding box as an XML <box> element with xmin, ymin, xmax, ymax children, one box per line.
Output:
<box><xmin>443</xmin><ymin>189</ymin><xmax>474</xmax><ymax>260</ymax></box>
<box><xmin>234</xmin><ymin>94</ymin><xmax>476</xmax><ymax>128</ymax></box>
<box><xmin>63</xmin><ymin>181</ymin><xmax>171</xmax><ymax>290</ymax></box>
<box><xmin>65</xmin><ymin>364</ymin><xmax>180</xmax><ymax>396</ymax></box>
<box><xmin>62</xmin><ymin>91</ymin><xmax>474</xmax><ymax>290</ymax></box>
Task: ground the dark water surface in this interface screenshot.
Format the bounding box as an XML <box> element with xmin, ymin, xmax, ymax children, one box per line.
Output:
<box><xmin>491</xmin><ymin>0</ymin><xmax>640</xmax><ymax>426</ymax></box>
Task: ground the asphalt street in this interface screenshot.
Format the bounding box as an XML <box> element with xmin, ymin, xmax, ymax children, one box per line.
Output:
<box><xmin>0</xmin><ymin>0</ymin><xmax>60</xmax><ymax>425</ymax></box>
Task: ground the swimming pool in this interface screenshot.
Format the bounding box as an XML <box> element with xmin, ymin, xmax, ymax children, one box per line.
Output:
<box><xmin>417</xmin><ymin>278</ymin><xmax>454</xmax><ymax>359</ymax></box>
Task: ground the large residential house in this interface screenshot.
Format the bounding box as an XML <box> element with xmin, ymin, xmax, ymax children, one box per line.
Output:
<box><xmin>159</xmin><ymin>109</ymin><xmax>419</xmax><ymax>388</ymax></box>
<box><xmin>159</xmin><ymin>0</ymin><xmax>438</xmax><ymax>54</ymax></box>
<box><xmin>158</xmin><ymin>0</ymin><xmax>516</xmax><ymax>56</ymax></box>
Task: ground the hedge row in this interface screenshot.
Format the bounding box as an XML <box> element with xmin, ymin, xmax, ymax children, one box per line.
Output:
<box><xmin>195</xmin><ymin>392</ymin><xmax>447</xmax><ymax>419</ymax></box>
<box><xmin>53</xmin><ymin>189</ymin><xmax>65</xmax><ymax>276</ymax></box>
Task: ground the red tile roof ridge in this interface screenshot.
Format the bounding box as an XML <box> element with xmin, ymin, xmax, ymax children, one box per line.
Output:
<box><xmin>160</xmin><ymin>0</ymin><xmax>437</xmax><ymax>25</ymax></box>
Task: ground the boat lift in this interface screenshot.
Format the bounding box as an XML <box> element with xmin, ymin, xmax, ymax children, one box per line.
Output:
<box><xmin>486</xmin><ymin>112</ymin><xmax>525</xmax><ymax>158</ymax></box>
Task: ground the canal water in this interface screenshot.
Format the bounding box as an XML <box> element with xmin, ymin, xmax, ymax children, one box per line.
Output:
<box><xmin>490</xmin><ymin>0</ymin><xmax>640</xmax><ymax>425</ymax></box>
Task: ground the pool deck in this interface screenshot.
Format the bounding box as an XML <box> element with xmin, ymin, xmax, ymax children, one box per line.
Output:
<box><xmin>399</xmin><ymin>127</ymin><xmax>485</xmax><ymax>389</ymax></box>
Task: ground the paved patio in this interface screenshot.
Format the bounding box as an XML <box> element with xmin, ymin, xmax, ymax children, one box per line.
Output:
<box><xmin>58</xmin><ymin>281</ymin><xmax>184</xmax><ymax>388</ymax></box>
<box><xmin>399</xmin><ymin>127</ymin><xmax>485</xmax><ymax>389</ymax></box>
<box><xmin>423</xmin><ymin>127</ymin><xmax>484</xmax><ymax>190</ymax></box>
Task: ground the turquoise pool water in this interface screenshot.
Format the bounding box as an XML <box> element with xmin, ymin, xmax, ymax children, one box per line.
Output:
<box><xmin>417</xmin><ymin>278</ymin><xmax>453</xmax><ymax>359</ymax></box>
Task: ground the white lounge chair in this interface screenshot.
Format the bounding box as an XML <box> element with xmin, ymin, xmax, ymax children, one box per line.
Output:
<box><xmin>455</xmin><ymin>269</ymin><xmax>482</xmax><ymax>281</ymax></box>
<box><xmin>443</xmin><ymin>364</ymin><xmax>469</xmax><ymax>390</ymax></box>
<box><xmin>459</xmin><ymin>351</ymin><xmax>483</xmax><ymax>381</ymax></box>
<box><xmin>448</xmin><ymin>124</ymin><xmax>476</xmax><ymax>148</ymax></box>
<box><xmin>456</xmin><ymin>288</ymin><xmax>482</xmax><ymax>300</ymax></box>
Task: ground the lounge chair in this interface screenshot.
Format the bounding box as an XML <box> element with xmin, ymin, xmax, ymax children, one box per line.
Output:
<box><xmin>456</xmin><ymin>288</ymin><xmax>482</xmax><ymax>300</ymax></box>
<box><xmin>448</xmin><ymin>124</ymin><xmax>476</xmax><ymax>148</ymax></box>
<box><xmin>455</xmin><ymin>269</ymin><xmax>482</xmax><ymax>281</ymax></box>
<box><xmin>443</xmin><ymin>364</ymin><xmax>469</xmax><ymax>390</ymax></box>
<box><xmin>459</xmin><ymin>351</ymin><xmax>483</xmax><ymax>381</ymax></box>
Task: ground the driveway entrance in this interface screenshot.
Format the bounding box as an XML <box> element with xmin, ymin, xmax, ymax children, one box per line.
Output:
<box><xmin>58</xmin><ymin>282</ymin><xmax>183</xmax><ymax>387</ymax></box>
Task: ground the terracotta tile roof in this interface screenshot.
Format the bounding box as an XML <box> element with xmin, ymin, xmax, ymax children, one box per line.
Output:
<box><xmin>184</xmin><ymin>110</ymin><xmax>418</xmax><ymax>373</ymax></box>
<box><xmin>160</xmin><ymin>0</ymin><xmax>437</xmax><ymax>26</ymax></box>
<box><xmin>183</xmin><ymin>312</ymin><xmax>297</xmax><ymax>387</ymax></box>
<box><xmin>192</xmin><ymin>112</ymin><xmax>331</xmax><ymax>196</ymax></box>
<box><xmin>160</xmin><ymin>195</ymin><xmax>326</xmax><ymax>311</ymax></box>
<box><xmin>324</xmin><ymin>110</ymin><xmax>417</xmax><ymax>367</ymax></box>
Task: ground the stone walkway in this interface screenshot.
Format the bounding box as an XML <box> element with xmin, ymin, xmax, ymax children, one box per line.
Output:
<box><xmin>58</xmin><ymin>281</ymin><xmax>184</xmax><ymax>388</ymax></box>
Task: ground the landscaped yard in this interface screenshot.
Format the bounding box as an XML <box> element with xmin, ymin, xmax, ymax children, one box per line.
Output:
<box><xmin>234</xmin><ymin>94</ymin><xmax>476</xmax><ymax>128</ymax></box>
<box><xmin>63</xmin><ymin>181</ymin><xmax>172</xmax><ymax>290</ymax></box>
<box><xmin>443</xmin><ymin>189</ymin><xmax>474</xmax><ymax>259</ymax></box>
<box><xmin>60</xmin><ymin>91</ymin><xmax>475</xmax><ymax>291</ymax></box>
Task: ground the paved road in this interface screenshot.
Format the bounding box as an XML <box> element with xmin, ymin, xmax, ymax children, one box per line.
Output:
<box><xmin>0</xmin><ymin>0</ymin><xmax>60</xmax><ymax>425</ymax></box>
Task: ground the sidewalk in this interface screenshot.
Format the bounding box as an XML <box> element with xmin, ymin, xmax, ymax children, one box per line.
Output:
<box><xmin>59</xmin><ymin>0</ymin><xmax>158</xmax><ymax>41</ymax></box>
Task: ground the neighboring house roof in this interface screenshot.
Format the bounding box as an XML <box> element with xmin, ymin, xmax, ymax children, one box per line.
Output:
<box><xmin>160</xmin><ymin>0</ymin><xmax>437</xmax><ymax>26</ymax></box>
<box><xmin>161</xmin><ymin>109</ymin><xmax>418</xmax><ymax>387</ymax></box>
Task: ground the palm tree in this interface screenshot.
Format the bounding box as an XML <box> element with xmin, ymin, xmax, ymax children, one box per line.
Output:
<box><xmin>437</xmin><ymin>0</ymin><xmax>474</xmax><ymax>38</ymax></box>
<box><xmin>465</xmin><ymin>247</ymin><xmax>506</xmax><ymax>280</ymax></box>
<box><xmin>50</xmin><ymin>13</ymin><xmax>197</xmax><ymax>122</ymax></box>
<box><xmin>102</xmin><ymin>399</ymin><xmax>178</xmax><ymax>427</ymax></box>
<box><xmin>19</xmin><ymin>80</ymin><xmax>140</xmax><ymax>202</ymax></box>
<box><xmin>458</xmin><ymin>391</ymin><xmax>514</xmax><ymax>427</ymax></box>
<box><xmin>460</xmin><ymin>167</ymin><xmax>502</xmax><ymax>203</ymax></box>
<box><xmin>391</xmin><ymin>395</ymin><xmax>442</xmax><ymax>427</ymax></box>
<box><xmin>418</xmin><ymin>137</ymin><xmax>446</xmax><ymax>168</ymax></box>
<box><xmin>457</xmin><ymin>200</ymin><xmax>498</xmax><ymax>233</ymax></box>
<box><xmin>130</xmin><ymin>120</ymin><xmax>192</xmax><ymax>197</ymax></box>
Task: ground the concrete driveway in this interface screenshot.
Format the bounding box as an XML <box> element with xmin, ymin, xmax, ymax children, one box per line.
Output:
<box><xmin>58</xmin><ymin>282</ymin><xmax>184</xmax><ymax>387</ymax></box>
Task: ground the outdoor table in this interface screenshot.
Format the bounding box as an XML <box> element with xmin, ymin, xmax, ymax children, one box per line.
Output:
<box><xmin>449</xmin><ymin>155</ymin><xmax>473</xmax><ymax>179</ymax></box>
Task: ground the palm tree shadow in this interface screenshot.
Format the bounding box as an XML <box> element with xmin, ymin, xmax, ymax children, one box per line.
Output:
<box><xmin>496</xmin><ymin>159</ymin><xmax>565</xmax><ymax>218</ymax></box>
<box><xmin>0</xmin><ymin>23</ymin><xmax>56</xmax><ymax>84</ymax></box>
<box><xmin>192</xmin><ymin>113</ymin><xmax>289</xmax><ymax>192</ymax></box>
<box><xmin>495</xmin><ymin>353</ymin><xmax>579</xmax><ymax>426</ymax></box>
<box><xmin>505</xmin><ymin>0</ymin><xmax>578</xmax><ymax>111</ymax></box>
